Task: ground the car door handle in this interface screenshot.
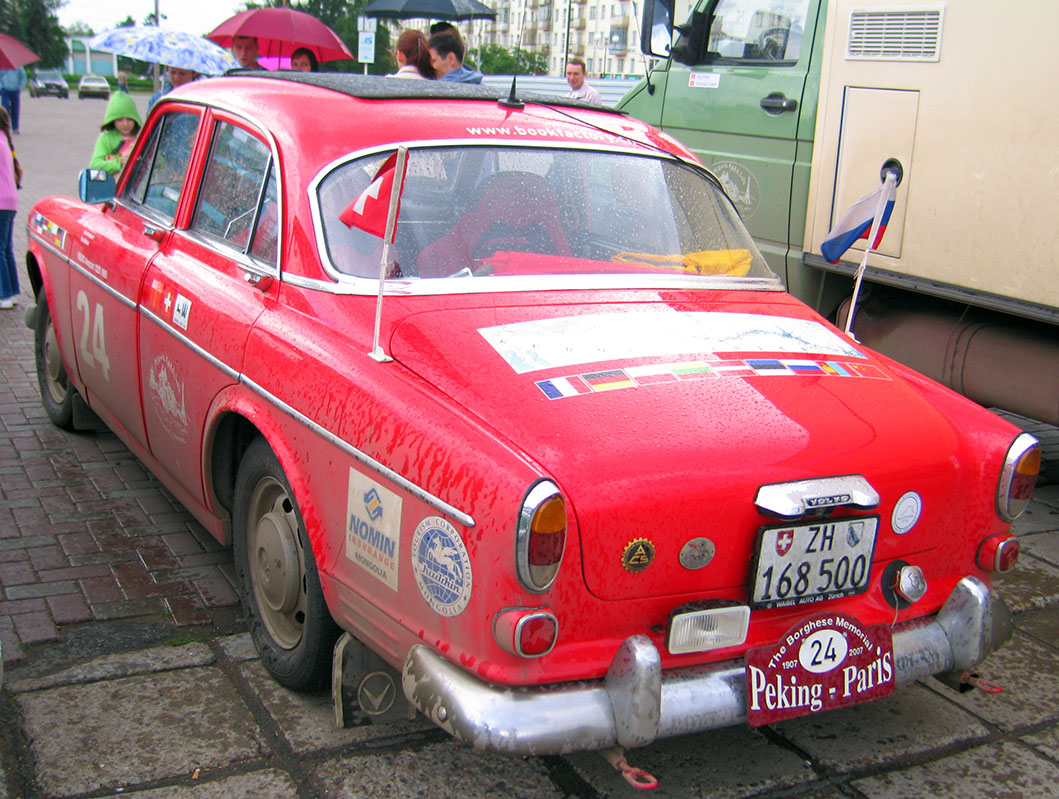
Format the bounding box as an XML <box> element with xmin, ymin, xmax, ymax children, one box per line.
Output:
<box><xmin>142</xmin><ymin>224</ymin><xmax>165</xmax><ymax>241</ymax></box>
<box><xmin>760</xmin><ymin>93</ymin><xmax>798</xmax><ymax>113</ymax></box>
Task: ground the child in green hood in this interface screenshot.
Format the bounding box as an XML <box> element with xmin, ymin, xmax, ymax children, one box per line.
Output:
<box><xmin>90</xmin><ymin>91</ymin><xmax>142</xmax><ymax>175</ymax></box>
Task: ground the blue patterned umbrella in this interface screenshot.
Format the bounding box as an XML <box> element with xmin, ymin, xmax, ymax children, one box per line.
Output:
<box><xmin>88</xmin><ymin>26</ymin><xmax>239</xmax><ymax>75</ymax></box>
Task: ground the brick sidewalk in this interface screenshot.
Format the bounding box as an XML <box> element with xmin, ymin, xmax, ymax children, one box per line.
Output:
<box><xmin>0</xmin><ymin>94</ymin><xmax>240</xmax><ymax>668</ymax></box>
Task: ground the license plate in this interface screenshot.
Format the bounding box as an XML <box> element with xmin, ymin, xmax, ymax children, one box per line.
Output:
<box><xmin>745</xmin><ymin>614</ymin><xmax>894</xmax><ymax>726</ymax></box>
<box><xmin>751</xmin><ymin>517</ymin><xmax>878</xmax><ymax>608</ymax></box>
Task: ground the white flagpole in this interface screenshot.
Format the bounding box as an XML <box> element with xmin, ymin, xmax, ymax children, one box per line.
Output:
<box><xmin>369</xmin><ymin>146</ymin><xmax>409</xmax><ymax>362</ymax></box>
<box><xmin>844</xmin><ymin>171</ymin><xmax>897</xmax><ymax>339</ymax></box>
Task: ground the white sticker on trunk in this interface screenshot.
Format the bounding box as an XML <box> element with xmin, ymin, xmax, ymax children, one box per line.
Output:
<box><xmin>346</xmin><ymin>470</ymin><xmax>402</xmax><ymax>591</ymax></box>
<box><xmin>480</xmin><ymin>311</ymin><xmax>864</xmax><ymax>374</ymax></box>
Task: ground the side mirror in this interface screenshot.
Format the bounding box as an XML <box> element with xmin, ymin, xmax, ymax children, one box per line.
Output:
<box><xmin>641</xmin><ymin>0</ymin><xmax>675</xmax><ymax>58</ymax></box>
<box><xmin>78</xmin><ymin>169</ymin><xmax>116</xmax><ymax>204</ymax></box>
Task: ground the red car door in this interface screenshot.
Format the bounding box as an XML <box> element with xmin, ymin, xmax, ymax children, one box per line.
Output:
<box><xmin>138</xmin><ymin>111</ymin><xmax>281</xmax><ymax>510</ymax></box>
<box><xmin>66</xmin><ymin>107</ymin><xmax>205</xmax><ymax>452</ymax></box>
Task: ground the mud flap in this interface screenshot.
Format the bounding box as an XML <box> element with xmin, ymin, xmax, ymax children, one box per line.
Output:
<box><xmin>332</xmin><ymin>632</ymin><xmax>414</xmax><ymax>728</ymax></box>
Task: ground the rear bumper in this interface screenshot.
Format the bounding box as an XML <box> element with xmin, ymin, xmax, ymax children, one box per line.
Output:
<box><xmin>402</xmin><ymin>576</ymin><xmax>1011</xmax><ymax>755</ymax></box>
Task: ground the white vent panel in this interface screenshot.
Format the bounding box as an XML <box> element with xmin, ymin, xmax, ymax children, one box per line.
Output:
<box><xmin>848</xmin><ymin>7</ymin><xmax>944</xmax><ymax>61</ymax></box>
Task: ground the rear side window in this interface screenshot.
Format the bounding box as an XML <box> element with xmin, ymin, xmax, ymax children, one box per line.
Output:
<box><xmin>123</xmin><ymin>111</ymin><xmax>200</xmax><ymax>221</ymax></box>
<box><xmin>191</xmin><ymin>121</ymin><xmax>277</xmax><ymax>267</ymax></box>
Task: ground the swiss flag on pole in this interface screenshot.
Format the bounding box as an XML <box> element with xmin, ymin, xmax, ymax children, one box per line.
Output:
<box><xmin>340</xmin><ymin>148</ymin><xmax>409</xmax><ymax>243</ymax></box>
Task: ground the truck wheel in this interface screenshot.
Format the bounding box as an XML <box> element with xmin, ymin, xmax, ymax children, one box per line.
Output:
<box><xmin>34</xmin><ymin>290</ymin><xmax>75</xmax><ymax>429</ymax></box>
<box><xmin>233</xmin><ymin>438</ymin><xmax>339</xmax><ymax>691</ymax></box>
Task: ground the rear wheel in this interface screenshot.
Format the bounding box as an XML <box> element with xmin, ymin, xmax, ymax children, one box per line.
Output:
<box><xmin>34</xmin><ymin>289</ymin><xmax>75</xmax><ymax>429</ymax></box>
<box><xmin>233</xmin><ymin>438</ymin><xmax>339</xmax><ymax>691</ymax></box>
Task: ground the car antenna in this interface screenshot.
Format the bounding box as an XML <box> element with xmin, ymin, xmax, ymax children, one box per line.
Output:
<box><xmin>497</xmin><ymin>75</ymin><xmax>524</xmax><ymax>110</ymax></box>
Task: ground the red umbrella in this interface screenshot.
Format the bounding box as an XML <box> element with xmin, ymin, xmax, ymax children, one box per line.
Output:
<box><xmin>206</xmin><ymin>8</ymin><xmax>354</xmax><ymax>63</ymax></box>
<box><xmin>0</xmin><ymin>33</ymin><xmax>39</xmax><ymax>70</ymax></box>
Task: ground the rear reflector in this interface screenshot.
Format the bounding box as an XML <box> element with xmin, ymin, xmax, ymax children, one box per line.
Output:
<box><xmin>493</xmin><ymin>608</ymin><xmax>558</xmax><ymax>657</ymax></box>
<box><xmin>666</xmin><ymin>603</ymin><xmax>750</xmax><ymax>655</ymax></box>
<box><xmin>977</xmin><ymin>535</ymin><xmax>1020</xmax><ymax>573</ymax></box>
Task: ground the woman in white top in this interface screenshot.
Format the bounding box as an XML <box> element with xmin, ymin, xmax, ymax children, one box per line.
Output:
<box><xmin>391</xmin><ymin>30</ymin><xmax>435</xmax><ymax>79</ymax></box>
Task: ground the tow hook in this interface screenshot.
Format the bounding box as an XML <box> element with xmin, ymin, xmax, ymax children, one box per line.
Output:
<box><xmin>959</xmin><ymin>670</ymin><xmax>1003</xmax><ymax>694</ymax></box>
<box><xmin>600</xmin><ymin>747</ymin><xmax>658</xmax><ymax>790</ymax></box>
<box><xmin>935</xmin><ymin>668</ymin><xmax>1003</xmax><ymax>695</ymax></box>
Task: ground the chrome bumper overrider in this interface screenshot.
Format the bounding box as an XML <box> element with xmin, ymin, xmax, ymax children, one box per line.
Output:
<box><xmin>401</xmin><ymin>577</ymin><xmax>1012</xmax><ymax>755</ymax></box>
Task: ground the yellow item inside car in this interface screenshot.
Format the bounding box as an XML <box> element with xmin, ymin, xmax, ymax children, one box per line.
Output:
<box><xmin>613</xmin><ymin>249</ymin><xmax>753</xmax><ymax>277</ymax></box>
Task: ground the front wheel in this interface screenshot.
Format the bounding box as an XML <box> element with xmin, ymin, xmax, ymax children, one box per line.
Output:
<box><xmin>34</xmin><ymin>289</ymin><xmax>75</xmax><ymax>429</ymax></box>
<box><xmin>233</xmin><ymin>438</ymin><xmax>339</xmax><ymax>691</ymax></box>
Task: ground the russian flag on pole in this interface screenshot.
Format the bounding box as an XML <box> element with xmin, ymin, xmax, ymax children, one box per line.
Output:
<box><xmin>820</xmin><ymin>177</ymin><xmax>897</xmax><ymax>264</ymax></box>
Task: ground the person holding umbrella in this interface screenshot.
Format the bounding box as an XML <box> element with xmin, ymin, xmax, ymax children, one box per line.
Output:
<box><xmin>232</xmin><ymin>36</ymin><xmax>266</xmax><ymax>70</ymax></box>
<box><xmin>0</xmin><ymin>66</ymin><xmax>26</xmax><ymax>134</ymax></box>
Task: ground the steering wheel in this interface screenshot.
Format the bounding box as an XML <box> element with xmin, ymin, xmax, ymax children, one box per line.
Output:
<box><xmin>757</xmin><ymin>28</ymin><xmax>789</xmax><ymax>60</ymax></box>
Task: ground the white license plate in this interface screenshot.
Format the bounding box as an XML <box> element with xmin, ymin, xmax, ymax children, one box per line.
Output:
<box><xmin>751</xmin><ymin>517</ymin><xmax>878</xmax><ymax>608</ymax></box>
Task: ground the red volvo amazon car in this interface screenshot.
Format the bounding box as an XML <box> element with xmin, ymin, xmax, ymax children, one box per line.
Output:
<box><xmin>24</xmin><ymin>73</ymin><xmax>1039</xmax><ymax>756</ymax></box>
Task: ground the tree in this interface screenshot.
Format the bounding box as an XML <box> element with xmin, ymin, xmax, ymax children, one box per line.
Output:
<box><xmin>477</xmin><ymin>45</ymin><xmax>548</xmax><ymax>76</ymax></box>
<box><xmin>64</xmin><ymin>21</ymin><xmax>94</xmax><ymax>36</ymax></box>
<box><xmin>17</xmin><ymin>0</ymin><xmax>68</xmax><ymax>69</ymax></box>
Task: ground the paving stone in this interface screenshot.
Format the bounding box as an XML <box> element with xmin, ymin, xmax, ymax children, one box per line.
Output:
<box><xmin>7</xmin><ymin>642</ymin><xmax>215</xmax><ymax>692</ymax></box>
<box><xmin>852</xmin><ymin>741</ymin><xmax>1059</xmax><ymax>799</ymax></box>
<box><xmin>565</xmin><ymin>726</ymin><xmax>814</xmax><ymax>798</ymax></box>
<box><xmin>992</xmin><ymin>554</ymin><xmax>1059</xmax><ymax>613</ymax></box>
<box><xmin>1011</xmin><ymin>500</ymin><xmax>1059</xmax><ymax>535</ymax></box>
<box><xmin>1024</xmin><ymin>724</ymin><xmax>1059</xmax><ymax>761</ymax></box>
<box><xmin>46</xmin><ymin>592</ymin><xmax>92</xmax><ymax>624</ymax></box>
<box><xmin>12</xmin><ymin>610</ymin><xmax>58</xmax><ymax>645</ymax></box>
<box><xmin>772</xmin><ymin>682</ymin><xmax>988</xmax><ymax>771</ymax></box>
<box><xmin>312</xmin><ymin>740</ymin><xmax>563</xmax><ymax>799</ymax></box>
<box><xmin>91</xmin><ymin>597</ymin><xmax>168</xmax><ymax>620</ymax></box>
<box><xmin>217</xmin><ymin>632</ymin><xmax>258</xmax><ymax>662</ymax></box>
<box><xmin>1032</xmin><ymin>484</ymin><xmax>1059</xmax><ymax>510</ymax></box>
<box><xmin>924</xmin><ymin>632</ymin><xmax>1059</xmax><ymax>732</ymax></box>
<box><xmin>4</xmin><ymin>580</ymin><xmax>78</xmax><ymax>600</ymax></box>
<box><xmin>97</xmin><ymin>768</ymin><xmax>300</xmax><ymax>798</ymax></box>
<box><xmin>16</xmin><ymin>666</ymin><xmax>267</xmax><ymax>797</ymax></box>
<box><xmin>1021</xmin><ymin>531</ymin><xmax>1059</xmax><ymax>568</ymax></box>
<box><xmin>1013</xmin><ymin>606</ymin><xmax>1059</xmax><ymax>650</ymax></box>
<box><xmin>240</xmin><ymin>659</ymin><xmax>431</xmax><ymax>753</ymax></box>
<box><xmin>166</xmin><ymin>595</ymin><xmax>212</xmax><ymax>627</ymax></box>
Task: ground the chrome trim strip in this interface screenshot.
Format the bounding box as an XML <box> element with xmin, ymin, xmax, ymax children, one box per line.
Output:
<box><xmin>239</xmin><ymin>373</ymin><xmax>476</xmax><ymax>528</ymax></box>
<box><xmin>140</xmin><ymin>306</ymin><xmax>239</xmax><ymax>379</ymax></box>
<box><xmin>403</xmin><ymin>577</ymin><xmax>1009</xmax><ymax>754</ymax></box>
<box><xmin>69</xmin><ymin>257</ymin><xmax>137</xmax><ymax>310</ymax></box>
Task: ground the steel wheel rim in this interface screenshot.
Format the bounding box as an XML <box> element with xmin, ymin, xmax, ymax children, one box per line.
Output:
<box><xmin>246</xmin><ymin>475</ymin><xmax>306</xmax><ymax>650</ymax></box>
<box><xmin>43</xmin><ymin>323</ymin><xmax>68</xmax><ymax>406</ymax></box>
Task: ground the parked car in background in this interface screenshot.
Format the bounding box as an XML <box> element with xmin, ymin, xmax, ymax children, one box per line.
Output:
<box><xmin>77</xmin><ymin>74</ymin><xmax>110</xmax><ymax>100</ymax></box>
<box><xmin>29</xmin><ymin>70</ymin><xmax>69</xmax><ymax>98</ymax></box>
<box><xmin>23</xmin><ymin>73</ymin><xmax>1040</xmax><ymax>760</ymax></box>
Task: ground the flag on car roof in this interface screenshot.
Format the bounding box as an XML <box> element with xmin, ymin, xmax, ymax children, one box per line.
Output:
<box><xmin>340</xmin><ymin>148</ymin><xmax>408</xmax><ymax>243</ymax></box>
<box><xmin>820</xmin><ymin>177</ymin><xmax>897</xmax><ymax>264</ymax></box>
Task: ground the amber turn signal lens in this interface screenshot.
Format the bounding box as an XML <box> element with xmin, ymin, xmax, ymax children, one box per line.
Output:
<box><xmin>517</xmin><ymin>481</ymin><xmax>567</xmax><ymax>592</ymax></box>
<box><xmin>997</xmin><ymin>433</ymin><xmax>1040</xmax><ymax>521</ymax></box>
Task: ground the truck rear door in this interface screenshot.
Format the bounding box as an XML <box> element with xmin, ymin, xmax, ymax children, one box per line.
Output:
<box><xmin>659</xmin><ymin>0</ymin><xmax>825</xmax><ymax>288</ymax></box>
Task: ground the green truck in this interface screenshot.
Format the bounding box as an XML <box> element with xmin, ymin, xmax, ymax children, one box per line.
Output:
<box><xmin>619</xmin><ymin>0</ymin><xmax>1057</xmax><ymax>426</ymax></box>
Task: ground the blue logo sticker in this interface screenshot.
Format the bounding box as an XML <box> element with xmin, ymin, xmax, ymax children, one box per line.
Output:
<box><xmin>411</xmin><ymin>516</ymin><xmax>472</xmax><ymax>617</ymax></box>
<box><xmin>363</xmin><ymin>488</ymin><xmax>384</xmax><ymax>521</ymax></box>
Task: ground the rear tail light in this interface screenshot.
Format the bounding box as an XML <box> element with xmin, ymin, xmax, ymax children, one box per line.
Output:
<box><xmin>978</xmin><ymin>535</ymin><xmax>1020</xmax><ymax>573</ymax></box>
<box><xmin>493</xmin><ymin>608</ymin><xmax>559</xmax><ymax>657</ymax></box>
<box><xmin>516</xmin><ymin>481</ymin><xmax>567</xmax><ymax>593</ymax></box>
<box><xmin>997</xmin><ymin>433</ymin><xmax>1040</xmax><ymax>521</ymax></box>
<box><xmin>666</xmin><ymin>602</ymin><xmax>750</xmax><ymax>655</ymax></box>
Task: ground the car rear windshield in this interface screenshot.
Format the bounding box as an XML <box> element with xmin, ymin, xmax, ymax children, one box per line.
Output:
<box><xmin>315</xmin><ymin>146</ymin><xmax>775</xmax><ymax>285</ymax></box>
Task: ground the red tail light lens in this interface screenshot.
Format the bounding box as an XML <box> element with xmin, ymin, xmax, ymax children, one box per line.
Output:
<box><xmin>997</xmin><ymin>433</ymin><xmax>1040</xmax><ymax>521</ymax></box>
<box><xmin>517</xmin><ymin>481</ymin><xmax>567</xmax><ymax>592</ymax></box>
<box><xmin>978</xmin><ymin>535</ymin><xmax>1020</xmax><ymax>573</ymax></box>
<box><xmin>493</xmin><ymin>608</ymin><xmax>558</xmax><ymax>657</ymax></box>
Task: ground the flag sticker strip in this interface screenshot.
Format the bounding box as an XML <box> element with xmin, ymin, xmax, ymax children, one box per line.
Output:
<box><xmin>536</xmin><ymin>359</ymin><xmax>890</xmax><ymax>399</ymax></box>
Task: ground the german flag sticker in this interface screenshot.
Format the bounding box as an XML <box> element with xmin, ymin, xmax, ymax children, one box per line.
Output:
<box><xmin>622</xmin><ymin>538</ymin><xmax>655</xmax><ymax>573</ymax></box>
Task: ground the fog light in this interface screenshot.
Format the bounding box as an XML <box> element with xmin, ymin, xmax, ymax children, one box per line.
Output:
<box><xmin>665</xmin><ymin>602</ymin><xmax>749</xmax><ymax>655</ymax></box>
<box><xmin>978</xmin><ymin>535</ymin><xmax>1020</xmax><ymax>573</ymax></box>
<box><xmin>893</xmin><ymin>564</ymin><xmax>927</xmax><ymax>603</ymax></box>
<box><xmin>493</xmin><ymin>608</ymin><xmax>558</xmax><ymax>658</ymax></box>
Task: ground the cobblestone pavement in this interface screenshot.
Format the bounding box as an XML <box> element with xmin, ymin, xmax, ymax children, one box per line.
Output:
<box><xmin>1</xmin><ymin>92</ymin><xmax>1058</xmax><ymax>799</ymax></box>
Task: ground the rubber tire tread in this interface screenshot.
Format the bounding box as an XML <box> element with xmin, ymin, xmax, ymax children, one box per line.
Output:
<box><xmin>34</xmin><ymin>288</ymin><xmax>75</xmax><ymax>429</ymax></box>
<box><xmin>233</xmin><ymin>437</ymin><xmax>340</xmax><ymax>692</ymax></box>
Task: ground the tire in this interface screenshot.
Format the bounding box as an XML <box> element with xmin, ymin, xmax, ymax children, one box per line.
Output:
<box><xmin>233</xmin><ymin>438</ymin><xmax>339</xmax><ymax>691</ymax></box>
<box><xmin>34</xmin><ymin>289</ymin><xmax>75</xmax><ymax>429</ymax></box>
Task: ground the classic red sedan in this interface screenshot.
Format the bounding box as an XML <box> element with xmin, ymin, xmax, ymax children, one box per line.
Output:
<box><xmin>25</xmin><ymin>73</ymin><xmax>1039</xmax><ymax>758</ymax></box>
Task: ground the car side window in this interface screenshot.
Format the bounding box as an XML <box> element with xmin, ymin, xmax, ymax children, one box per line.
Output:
<box><xmin>123</xmin><ymin>111</ymin><xmax>200</xmax><ymax>220</ymax></box>
<box><xmin>191</xmin><ymin>121</ymin><xmax>276</xmax><ymax>266</ymax></box>
<box><xmin>700</xmin><ymin>0</ymin><xmax>810</xmax><ymax>63</ymax></box>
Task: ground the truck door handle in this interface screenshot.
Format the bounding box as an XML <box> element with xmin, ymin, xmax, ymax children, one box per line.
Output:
<box><xmin>760</xmin><ymin>93</ymin><xmax>798</xmax><ymax>113</ymax></box>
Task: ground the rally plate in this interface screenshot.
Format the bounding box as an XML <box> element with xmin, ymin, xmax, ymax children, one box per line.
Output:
<box><xmin>751</xmin><ymin>516</ymin><xmax>878</xmax><ymax>608</ymax></box>
<box><xmin>745</xmin><ymin>614</ymin><xmax>894</xmax><ymax>726</ymax></box>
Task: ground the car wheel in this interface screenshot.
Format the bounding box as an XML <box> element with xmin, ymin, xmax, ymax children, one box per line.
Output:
<box><xmin>233</xmin><ymin>438</ymin><xmax>339</xmax><ymax>691</ymax></box>
<box><xmin>34</xmin><ymin>289</ymin><xmax>75</xmax><ymax>429</ymax></box>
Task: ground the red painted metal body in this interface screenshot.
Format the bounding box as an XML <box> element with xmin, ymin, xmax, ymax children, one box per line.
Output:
<box><xmin>25</xmin><ymin>75</ymin><xmax>1025</xmax><ymax>711</ymax></box>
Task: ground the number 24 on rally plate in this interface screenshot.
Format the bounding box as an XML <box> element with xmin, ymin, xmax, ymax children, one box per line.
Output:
<box><xmin>744</xmin><ymin>614</ymin><xmax>894</xmax><ymax>726</ymax></box>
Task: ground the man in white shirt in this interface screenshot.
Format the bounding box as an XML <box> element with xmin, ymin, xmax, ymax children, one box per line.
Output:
<box><xmin>565</xmin><ymin>58</ymin><xmax>602</xmax><ymax>105</ymax></box>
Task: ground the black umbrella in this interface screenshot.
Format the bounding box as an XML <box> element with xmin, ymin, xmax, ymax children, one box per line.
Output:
<box><xmin>363</xmin><ymin>0</ymin><xmax>497</xmax><ymax>21</ymax></box>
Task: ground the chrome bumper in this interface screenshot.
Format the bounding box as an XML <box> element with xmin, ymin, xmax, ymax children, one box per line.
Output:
<box><xmin>401</xmin><ymin>577</ymin><xmax>1012</xmax><ymax>755</ymax></box>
